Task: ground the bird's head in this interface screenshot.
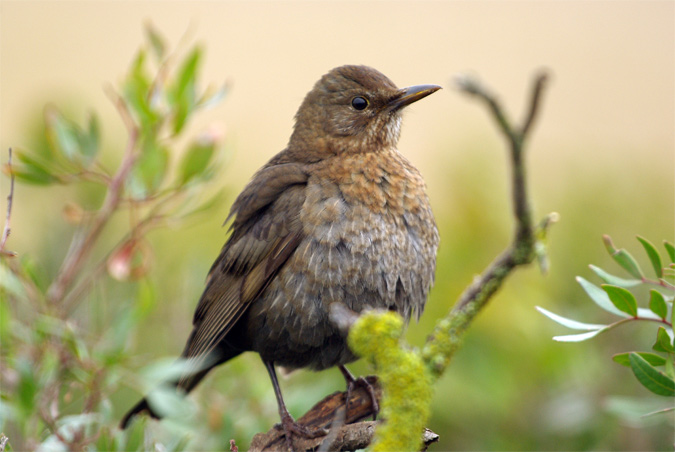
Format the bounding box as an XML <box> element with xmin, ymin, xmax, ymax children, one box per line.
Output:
<box><xmin>288</xmin><ymin>65</ymin><xmax>440</xmax><ymax>159</ymax></box>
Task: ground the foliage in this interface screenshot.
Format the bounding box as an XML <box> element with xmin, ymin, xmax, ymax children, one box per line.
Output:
<box><xmin>0</xmin><ymin>25</ymin><xmax>226</xmax><ymax>451</ymax></box>
<box><xmin>538</xmin><ymin>235</ymin><xmax>675</xmax><ymax>412</ymax></box>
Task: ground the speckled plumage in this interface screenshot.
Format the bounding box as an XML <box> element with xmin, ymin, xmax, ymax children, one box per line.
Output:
<box><xmin>121</xmin><ymin>65</ymin><xmax>440</xmax><ymax>431</ymax></box>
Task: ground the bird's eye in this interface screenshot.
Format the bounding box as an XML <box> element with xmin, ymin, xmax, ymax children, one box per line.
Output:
<box><xmin>351</xmin><ymin>96</ymin><xmax>369</xmax><ymax>111</ymax></box>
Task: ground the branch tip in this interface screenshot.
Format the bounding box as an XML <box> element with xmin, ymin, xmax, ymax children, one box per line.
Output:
<box><xmin>1</xmin><ymin>148</ymin><xmax>16</xmax><ymax>257</ymax></box>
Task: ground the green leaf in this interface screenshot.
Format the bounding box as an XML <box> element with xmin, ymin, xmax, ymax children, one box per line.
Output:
<box><xmin>144</xmin><ymin>22</ymin><xmax>166</xmax><ymax>60</ymax></box>
<box><xmin>0</xmin><ymin>263</ymin><xmax>27</xmax><ymax>299</ymax></box>
<box><xmin>637</xmin><ymin>236</ymin><xmax>663</xmax><ymax>278</ymax></box>
<box><xmin>576</xmin><ymin>277</ymin><xmax>629</xmax><ymax>317</ymax></box>
<box><xmin>602</xmin><ymin>285</ymin><xmax>638</xmax><ymax>317</ymax></box>
<box><xmin>612</xmin><ymin>249</ymin><xmax>644</xmax><ymax>279</ymax></box>
<box><xmin>170</xmin><ymin>47</ymin><xmax>202</xmax><ymax>134</ymax></box>
<box><xmin>78</xmin><ymin>113</ymin><xmax>100</xmax><ymax>164</ymax></box>
<box><xmin>12</xmin><ymin>150</ymin><xmax>59</xmax><ymax>185</ymax></box>
<box><xmin>123</xmin><ymin>50</ymin><xmax>160</xmax><ymax>131</ymax></box>
<box><xmin>603</xmin><ymin>235</ymin><xmax>644</xmax><ymax>279</ymax></box>
<box><xmin>629</xmin><ymin>352</ymin><xmax>675</xmax><ymax>396</ymax></box>
<box><xmin>126</xmin><ymin>139</ymin><xmax>169</xmax><ymax>199</ymax></box>
<box><xmin>17</xmin><ymin>359</ymin><xmax>38</xmax><ymax>415</ymax></box>
<box><xmin>134</xmin><ymin>279</ymin><xmax>157</xmax><ymax>321</ymax></box>
<box><xmin>589</xmin><ymin>265</ymin><xmax>641</xmax><ymax>288</ymax></box>
<box><xmin>665</xmin><ymin>241</ymin><xmax>675</xmax><ymax>263</ymax></box>
<box><xmin>179</xmin><ymin>139</ymin><xmax>215</xmax><ymax>184</ymax></box>
<box><xmin>45</xmin><ymin>107</ymin><xmax>81</xmax><ymax>163</ymax></box>
<box><xmin>666</xmin><ymin>356</ymin><xmax>675</xmax><ymax>379</ymax></box>
<box><xmin>613</xmin><ymin>352</ymin><xmax>666</xmax><ymax>367</ymax></box>
<box><xmin>535</xmin><ymin>306</ymin><xmax>607</xmax><ymax>330</ymax></box>
<box><xmin>0</xmin><ymin>295</ymin><xmax>12</xmax><ymax>351</ymax></box>
<box><xmin>123</xmin><ymin>414</ymin><xmax>147</xmax><ymax>450</ymax></box>
<box><xmin>649</xmin><ymin>289</ymin><xmax>668</xmax><ymax>319</ymax></box>
<box><xmin>174</xmin><ymin>47</ymin><xmax>201</xmax><ymax>100</ymax></box>
<box><xmin>652</xmin><ymin>327</ymin><xmax>675</xmax><ymax>353</ymax></box>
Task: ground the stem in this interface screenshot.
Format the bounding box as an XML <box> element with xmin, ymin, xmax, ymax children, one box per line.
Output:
<box><xmin>46</xmin><ymin>91</ymin><xmax>139</xmax><ymax>305</ymax></box>
<box><xmin>1</xmin><ymin>148</ymin><xmax>16</xmax><ymax>256</ymax></box>
<box><xmin>423</xmin><ymin>71</ymin><xmax>551</xmax><ymax>378</ymax></box>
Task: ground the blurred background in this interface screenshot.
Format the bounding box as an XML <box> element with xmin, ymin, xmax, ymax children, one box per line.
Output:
<box><xmin>1</xmin><ymin>1</ymin><xmax>673</xmax><ymax>450</ymax></box>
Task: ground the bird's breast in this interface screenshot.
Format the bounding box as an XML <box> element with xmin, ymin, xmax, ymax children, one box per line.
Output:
<box><xmin>247</xmin><ymin>150</ymin><xmax>438</xmax><ymax>370</ymax></box>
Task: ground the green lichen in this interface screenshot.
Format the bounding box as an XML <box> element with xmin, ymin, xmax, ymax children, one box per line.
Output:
<box><xmin>349</xmin><ymin>311</ymin><xmax>432</xmax><ymax>451</ymax></box>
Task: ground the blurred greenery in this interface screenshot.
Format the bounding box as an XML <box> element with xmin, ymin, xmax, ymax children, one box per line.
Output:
<box><xmin>1</xmin><ymin>28</ymin><xmax>674</xmax><ymax>452</ymax></box>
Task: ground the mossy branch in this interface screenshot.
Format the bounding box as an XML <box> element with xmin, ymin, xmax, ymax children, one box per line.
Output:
<box><xmin>422</xmin><ymin>71</ymin><xmax>555</xmax><ymax>378</ymax></box>
<box><xmin>349</xmin><ymin>311</ymin><xmax>433</xmax><ymax>451</ymax></box>
<box><xmin>345</xmin><ymin>71</ymin><xmax>555</xmax><ymax>451</ymax></box>
<box><xmin>251</xmin><ymin>71</ymin><xmax>554</xmax><ymax>451</ymax></box>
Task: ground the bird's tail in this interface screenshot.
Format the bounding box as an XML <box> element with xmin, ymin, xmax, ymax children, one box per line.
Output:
<box><xmin>119</xmin><ymin>347</ymin><xmax>242</xmax><ymax>429</ymax></box>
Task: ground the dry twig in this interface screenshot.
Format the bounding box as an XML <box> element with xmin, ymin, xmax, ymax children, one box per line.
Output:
<box><xmin>1</xmin><ymin>148</ymin><xmax>16</xmax><ymax>257</ymax></box>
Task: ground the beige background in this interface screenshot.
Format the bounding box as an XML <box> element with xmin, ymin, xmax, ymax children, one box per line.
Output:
<box><xmin>2</xmin><ymin>1</ymin><xmax>672</xmax><ymax>195</ymax></box>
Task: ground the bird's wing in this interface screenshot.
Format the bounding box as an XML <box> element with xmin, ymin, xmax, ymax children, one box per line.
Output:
<box><xmin>178</xmin><ymin>162</ymin><xmax>308</xmax><ymax>381</ymax></box>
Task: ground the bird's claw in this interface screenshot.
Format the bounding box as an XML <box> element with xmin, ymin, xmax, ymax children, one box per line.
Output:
<box><xmin>274</xmin><ymin>413</ymin><xmax>328</xmax><ymax>451</ymax></box>
<box><xmin>345</xmin><ymin>375</ymin><xmax>379</xmax><ymax>420</ymax></box>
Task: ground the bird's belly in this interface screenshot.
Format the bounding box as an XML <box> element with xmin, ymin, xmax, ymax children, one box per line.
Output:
<box><xmin>247</xmin><ymin>194</ymin><xmax>436</xmax><ymax>370</ymax></box>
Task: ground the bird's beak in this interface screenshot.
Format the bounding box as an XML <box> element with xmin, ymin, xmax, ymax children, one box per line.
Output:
<box><xmin>388</xmin><ymin>84</ymin><xmax>442</xmax><ymax>110</ymax></box>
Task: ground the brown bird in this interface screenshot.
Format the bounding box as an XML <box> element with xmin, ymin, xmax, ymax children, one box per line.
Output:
<box><xmin>121</xmin><ymin>65</ymin><xmax>440</xmax><ymax>445</ymax></box>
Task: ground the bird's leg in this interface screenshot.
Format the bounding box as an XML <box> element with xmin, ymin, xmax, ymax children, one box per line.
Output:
<box><xmin>264</xmin><ymin>360</ymin><xmax>328</xmax><ymax>451</ymax></box>
<box><xmin>338</xmin><ymin>365</ymin><xmax>379</xmax><ymax>420</ymax></box>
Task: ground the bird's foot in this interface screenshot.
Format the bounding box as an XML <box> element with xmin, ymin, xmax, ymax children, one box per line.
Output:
<box><xmin>274</xmin><ymin>411</ymin><xmax>328</xmax><ymax>451</ymax></box>
<box><xmin>345</xmin><ymin>375</ymin><xmax>379</xmax><ymax>420</ymax></box>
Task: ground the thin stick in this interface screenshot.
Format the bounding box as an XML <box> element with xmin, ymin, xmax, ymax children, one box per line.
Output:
<box><xmin>423</xmin><ymin>71</ymin><xmax>553</xmax><ymax>377</ymax></box>
<box><xmin>1</xmin><ymin>148</ymin><xmax>16</xmax><ymax>256</ymax></box>
<box><xmin>46</xmin><ymin>88</ymin><xmax>139</xmax><ymax>304</ymax></box>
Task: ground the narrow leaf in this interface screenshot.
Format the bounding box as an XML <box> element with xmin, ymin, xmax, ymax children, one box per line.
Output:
<box><xmin>613</xmin><ymin>352</ymin><xmax>666</xmax><ymax>367</ymax></box>
<box><xmin>535</xmin><ymin>306</ymin><xmax>607</xmax><ymax>330</ymax></box>
<box><xmin>553</xmin><ymin>330</ymin><xmax>604</xmax><ymax>342</ymax></box>
<box><xmin>144</xmin><ymin>22</ymin><xmax>166</xmax><ymax>60</ymax></box>
<box><xmin>629</xmin><ymin>352</ymin><xmax>675</xmax><ymax>396</ymax></box>
<box><xmin>637</xmin><ymin>236</ymin><xmax>663</xmax><ymax>278</ymax></box>
<box><xmin>665</xmin><ymin>241</ymin><xmax>675</xmax><ymax>263</ymax></box>
<box><xmin>649</xmin><ymin>289</ymin><xmax>667</xmax><ymax>319</ymax></box>
<box><xmin>123</xmin><ymin>50</ymin><xmax>160</xmax><ymax>131</ymax></box>
<box><xmin>78</xmin><ymin>112</ymin><xmax>100</xmax><ymax>164</ymax></box>
<box><xmin>179</xmin><ymin>138</ymin><xmax>216</xmax><ymax>184</ymax></box>
<box><xmin>45</xmin><ymin>107</ymin><xmax>81</xmax><ymax>163</ymax></box>
<box><xmin>175</xmin><ymin>47</ymin><xmax>201</xmax><ymax>99</ymax></box>
<box><xmin>576</xmin><ymin>277</ymin><xmax>629</xmax><ymax>318</ymax></box>
<box><xmin>197</xmin><ymin>83</ymin><xmax>228</xmax><ymax>109</ymax></box>
<box><xmin>612</xmin><ymin>249</ymin><xmax>644</xmax><ymax>279</ymax></box>
<box><xmin>12</xmin><ymin>150</ymin><xmax>58</xmax><ymax>185</ymax></box>
<box><xmin>589</xmin><ymin>265</ymin><xmax>641</xmax><ymax>287</ymax></box>
<box><xmin>603</xmin><ymin>235</ymin><xmax>644</xmax><ymax>278</ymax></box>
<box><xmin>126</xmin><ymin>140</ymin><xmax>169</xmax><ymax>199</ymax></box>
<box><xmin>171</xmin><ymin>47</ymin><xmax>202</xmax><ymax>134</ymax></box>
<box><xmin>602</xmin><ymin>285</ymin><xmax>638</xmax><ymax>317</ymax></box>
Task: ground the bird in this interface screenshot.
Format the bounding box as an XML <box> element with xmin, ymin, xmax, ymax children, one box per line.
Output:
<box><xmin>120</xmin><ymin>65</ymin><xmax>440</xmax><ymax>447</ymax></box>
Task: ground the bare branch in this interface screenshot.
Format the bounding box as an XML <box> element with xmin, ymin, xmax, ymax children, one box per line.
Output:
<box><xmin>521</xmin><ymin>71</ymin><xmax>550</xmax><ymax>138</ymax></box>
<box><xmin>46</xmin><ymin>89</ymin><xmax>140</xmax><ymax>305</ymax></box>
<box><xmin>249</xmin><ymin>375</ymin><xmax>437</xmax><ymax>451</ymax></box>
<box><xmin>1</xmin><ymin>148</ymin><xmax>16</xmax><ymax>257</ymax></box>
<box><xmin>423</xmin><ymin>70</ymin><xmax>554</xmax><ymax>378</ymax></box>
